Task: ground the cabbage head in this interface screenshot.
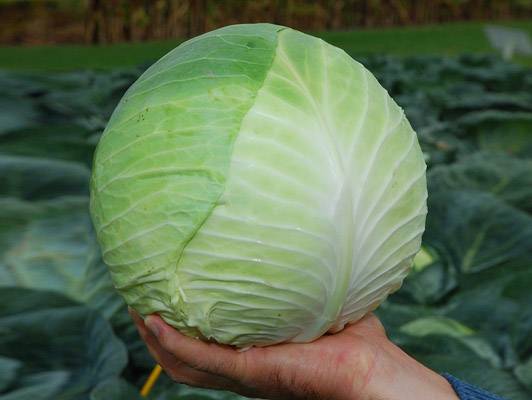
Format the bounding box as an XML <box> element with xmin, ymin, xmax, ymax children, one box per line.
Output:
<box><xmin>90</xmin><ymin>24</ymin><xmax>427</xmax><ymax>347</ymax></box>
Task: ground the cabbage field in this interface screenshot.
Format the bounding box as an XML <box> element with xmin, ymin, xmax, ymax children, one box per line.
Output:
<box><xmin>0</xmin><ymin>53</ymin><xmax>531</xmax><ymax>399</ymax></box>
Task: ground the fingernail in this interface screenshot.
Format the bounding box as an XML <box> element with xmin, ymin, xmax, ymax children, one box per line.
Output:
<box><xmin>145</xmin><ymin>316</ymin><xmax>160</xmax><ymax>338</ymax></box>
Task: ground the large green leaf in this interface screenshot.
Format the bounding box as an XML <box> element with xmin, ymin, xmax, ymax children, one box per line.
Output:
<box><xmin>399</xmin><ymin>334</ymin><xmax>530</xmax><ymax>400</ymax></box>
<box><xmin>424</xmin><ymin>190</ymin><xmax>532</xmax><ymax>273</ymax></box>
<box><xmin>399</xmin><ymin>316</ymin><xmax>501</xmax><ymax>367</ymax></box>
<box><xmin>0</xmin><ymin>197</ymin><xmax>122</xmax><ymax>318</ymax></box>
<box><xmin>0</xmin><ymin>123</ymin><xmax>96</xmax><ymax>164</ymax></box>
<box><xmin>0</xmin><ymin>96</ymin><xmax>38</xmax><ymax>135</ymax></box>
<box><xmin>0</xmin><ymin>356</ymin><xmax>21</xmax><ymax>392</ymax></box>
<box><xmin>0</xmin><ymin>72</ymin><xmax>40</xmax><ymax>135</ymax></box>
<box><xmin>90</xmin><ymin>378</ymin><xmax>141</xmax><ymax>400</ymax></box>
<box><xmin>428</xmin><ymin>152</ymin><xmax>532</xmax><ymax>212</ymax></box>
<box><xmin>0</xmin><ymin>68</ymin><xmax>138</xmax><ymax>164</ymax></box>
<box><xmin>0</xmin><ymin>287</ymin><xmax>127</xmax><ymax>400</ymax></box>
<box><xmin>515</xmin><ymin>356</ymin><xmax>532</xmax><ymax>391</ymax></box>
<box><xmin>441</xmin><ymin>265</ymin><xmax>532</xmax><ymax>367</ymax></box>
<box><xmin>147</xmin><ymin>375</ymin><xmax>251</xmax><ymax>400</ymax></box>
<box><xmin>398</xmin><ymin>261</ymin><xmax>457</xmax><ymax>305</ymax></box>
<box><xmin>0</xmin><ymin>155</ymin><xmax>89</xmax><ymax>200</ymax></box>
<box><xmin>168</xmin><ymin>386</ymin><xmax>251</xmax><ymax>400</ymax></box>
<box><xmin>457</xmin><ymin>111</ymin><xmax>532</xmax><ymax>157</ymax></box>
<box><xmin>0</xmin><ymin>372</ymin><xmax>70</xmax><ymax>400</ymax></box>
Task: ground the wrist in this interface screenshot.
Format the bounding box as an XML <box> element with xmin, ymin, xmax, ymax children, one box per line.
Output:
<box><xmin>355</xmin><ymin>337</ymin><xmax>458</xmax><ymax>400</ymax></box>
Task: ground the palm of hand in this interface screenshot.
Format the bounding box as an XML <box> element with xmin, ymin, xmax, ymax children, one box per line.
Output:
<box><xmin>131</xmin><ymin>310</ymin><xmax>387</xmax><ymax>400</ymax></box>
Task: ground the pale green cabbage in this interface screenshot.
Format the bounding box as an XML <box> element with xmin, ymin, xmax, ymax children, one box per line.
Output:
<box><xmin>90</xmin><ymin>24</ymin><xmax>427</xmax><ymax>347</ymax></box>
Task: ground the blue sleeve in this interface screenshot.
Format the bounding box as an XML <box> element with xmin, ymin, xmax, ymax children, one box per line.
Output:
<box><xmin>442</xmin><ymin>373</ymin><xmax>507</xmax><ymax>400</ymax></box>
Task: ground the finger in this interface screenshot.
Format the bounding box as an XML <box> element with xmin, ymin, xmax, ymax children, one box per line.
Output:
<box><xmin>128</xmin><ymin>307</ymin><xmax>144</xmax><ymax>325</ymax></box>
<box><xmin>145</xmin><ymin>314</ymin><xmax>245</xmax><ymax>379</ymax></box>
<box><xmin>143</xmin><ymin>338</ymin><xmax>239</xmax><ymax>390</ymax></box>
<box><xmin>142</xmin><ymin>337</ymin><xmax>248</xmax><ymax>393</ymax></box>
<box><xmin>130</xmin><ymin>310</ymin><xmax>243</xmax><ymax>391</ymax></box>
<box><xmin>130</xmin><ymin>308</ymin><xmax>196</xmax><ymax>375</ymax></box>
<box><xmin>133</xmin><ymin>313</ymin><xmax>181</xmax><ymax>368</ymax></box>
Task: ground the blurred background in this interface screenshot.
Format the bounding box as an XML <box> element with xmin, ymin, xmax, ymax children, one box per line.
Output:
<box><xmin>1</xmin><ymin>0</ymin><xmax>532</xmax><ymax>68</ymax></box>
<box><xmin>0</xmin><ymin>1</ymin><xmax>531</xmax><ymax>400</ymax></box>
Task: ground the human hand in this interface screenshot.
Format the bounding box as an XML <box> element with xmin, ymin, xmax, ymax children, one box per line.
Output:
<box><xmin>131</xmin><ymin>310</ymin><xmax>457</xmax><ymax>400</ymax></box>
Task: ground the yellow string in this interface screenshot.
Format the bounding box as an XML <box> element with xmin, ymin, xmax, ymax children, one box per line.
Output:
<box><xmin>140</xmin><ymin>364</ymin><xmax>163</xmax><ymax>397</ymax></box>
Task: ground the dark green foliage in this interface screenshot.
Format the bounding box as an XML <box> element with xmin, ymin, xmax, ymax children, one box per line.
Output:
<box><xmin>0</xmin><ymin>54</ymin><xmax>531</xmax><ymax>399</ymax></box>
<box><xmin>0</xmin><ymin>288</ymin><xmax>127</xmax><ymax>400</ymax></box>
